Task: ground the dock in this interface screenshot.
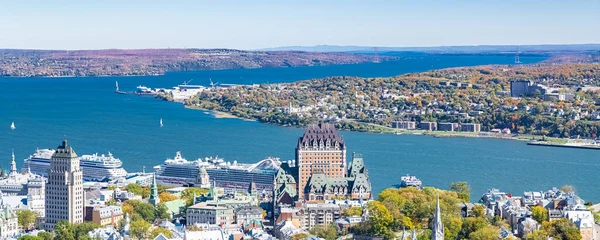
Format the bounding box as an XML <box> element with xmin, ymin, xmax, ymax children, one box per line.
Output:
<box><xmin>527</xmin><ymin>141</ymin><xmax>600</xmax><ymax>150</ymax></box>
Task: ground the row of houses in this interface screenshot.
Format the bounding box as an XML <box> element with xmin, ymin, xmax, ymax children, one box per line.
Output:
<box><xmin>480</xmin><ymin>188</ymin><xmax>595</xmax><ymax>239</ymax></box>
<box><xmin>391</xmin><ymin>121</ymin><xmax>481</xmax><ymax>132</ymax></box>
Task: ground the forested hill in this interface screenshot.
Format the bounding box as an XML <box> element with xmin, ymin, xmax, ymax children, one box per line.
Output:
<box><xmin>0</xmin><ymin>48</ymin><xmax>386</xmax><ymax>77</ymax></box>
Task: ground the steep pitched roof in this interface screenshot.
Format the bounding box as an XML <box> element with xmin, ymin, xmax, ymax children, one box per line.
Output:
<box><xmin>297</xmin><ymin>123</ymin><xmax>345</xmax><ymax>149</ymax></box>
<box><xmin>306</xmin><ymin>173</ymin><xmax>329</xmax><ymax>193</ymax></box>
<box><xmin>53</xmin><ymin>139</ymin><xmax>78</xmax><ymax>158</ymax></box>
<box><xmin>349</xmin><ymin>173</ymin><xmax>371</xmax><ymax>193</ymax></box>
<box><xmin>153</xmin><ymin>233</ymin><xmax>169</xmax><ymax>240</ymax></box>
<box><xmin>163</xmin><ymin>199</ymin><xmax>186</xmax><ymax>215</ymax></box>
<box><xmin>306</xmin><ymin>173</ymin><xmax>349</xmax><ymax>194</ymax></box>
<box><xmin>348</xmin><ymin>154</ymin><xmax>366</xmax><ymax>178</ymax></box>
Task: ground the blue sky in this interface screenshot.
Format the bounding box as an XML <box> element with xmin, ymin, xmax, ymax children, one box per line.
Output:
<box><xmin>0</xmin><ymin>0</ymin><xmax>598</xmax><ymax>50</ymax></box>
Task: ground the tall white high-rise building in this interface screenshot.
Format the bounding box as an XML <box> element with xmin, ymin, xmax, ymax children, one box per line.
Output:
<box><xmin>44</xmin><ymin>140</ymin><xmax>84</xmax><ymax>231</ymax></box>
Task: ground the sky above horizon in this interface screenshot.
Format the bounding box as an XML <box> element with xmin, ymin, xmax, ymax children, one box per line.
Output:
<box><xmin>1</xmin><ymin>0</ymin><xmax>599</xmax><ymax>50</ymax></box>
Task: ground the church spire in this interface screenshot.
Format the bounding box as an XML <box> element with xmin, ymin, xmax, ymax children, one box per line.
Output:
<box><xmin>10</xmin><ymin>150</ymin><xmax>17</xmax><ymax>175</ymax></box>
<box><xmin>122</xmin><ymin>213</ymin><xmax>130</xmax><ymax>239</ymax></box>
<box><xmin>149</xmin><ymin>173</ymin><xmax>159</xmax><ymax>206</ymax></box>
<box><xmin>400</xmin><ymin>226</ymin><xmax>406</xmax><ymax>240</ymax></box>
<box><xmin>431</xmin><ymin>196</ymin><xmax>444</xmax><ymax>240</ymax></box>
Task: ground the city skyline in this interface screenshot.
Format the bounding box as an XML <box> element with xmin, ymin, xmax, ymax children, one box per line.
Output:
<box><xmin>0</xmin><ymin>0</ymin><xmax>598</xmax><ymax>50</ymax></box>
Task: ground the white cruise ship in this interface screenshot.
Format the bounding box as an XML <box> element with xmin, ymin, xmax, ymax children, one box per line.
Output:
<box><xmin>154</xmin><ymin>151</ymin><xmax>280</xmax><ymax>192</ymax></box>
<box><xmin>21</xmin><ymin>149</ymin><xmax>128</xmax><ymax>182</ymax></box>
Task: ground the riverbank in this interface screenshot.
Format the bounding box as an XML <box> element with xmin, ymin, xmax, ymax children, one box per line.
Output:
<box><xmin>185</xmin><ymin>105</ymin><xmax>243</xmax><ymax>119</ymax></box>
<box><xmin>176</xmin><ymin>97</ymin><xmax>581</xmax><ymax>146</ymax></box>
<box><xmin>182</xmin><ymin>103</ymin><xmax>582</xmax><ymax>146</ymax></box>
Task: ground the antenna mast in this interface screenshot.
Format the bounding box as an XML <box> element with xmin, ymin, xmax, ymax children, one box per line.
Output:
<box><xmin>515</xmin><ymin>46</ymin><xmax>522</xmax><ymax>64</ymax></box>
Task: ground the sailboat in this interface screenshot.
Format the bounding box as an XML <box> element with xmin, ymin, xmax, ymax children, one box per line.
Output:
<box><xmin>115</xmin><ymin>81</ymin><xmax>126</xmax><ymax>94</ymax></box>
<box><xmin>10</xmin><ymin>122</ymin><xmax>15</xmax><ymax>130</ymax></box>
<box><xmin>160</xmin><ymin>118</ymin><xmax>163</xmax><ymax>127</ymax></box>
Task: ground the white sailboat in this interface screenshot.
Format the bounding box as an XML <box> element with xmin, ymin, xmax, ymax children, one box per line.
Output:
<box><xmin>10</xmin><ymin>122</ymin><xmax>15</xmax><ymax>130</ymax></box>
<box><xmin>115</xmin><ymin>81</ymin><xmax>119</xmax><ymax>92</ymax></box>
<box><xmin>160</xmin><ymin>118</ymin><xmax>163</xmax><ymax>127</ymax></box>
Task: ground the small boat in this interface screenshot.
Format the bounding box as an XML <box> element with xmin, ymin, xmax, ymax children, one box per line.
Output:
<box><xmin>10</xmin><ymin>122</ymin><xmax>15</xmax><ymax>130</ymax></box>
<box><xmin>160</xmin><ymin>118</ymin><xmax>163</xmax><ymax>127</ymax></box>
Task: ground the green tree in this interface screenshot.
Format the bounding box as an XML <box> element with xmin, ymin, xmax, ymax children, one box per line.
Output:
<box><xmin>157</xmin><ymin>184</ymin><xmax>173</xmax><ymax>194</ymax></box>
<box><xmin>125</xmin><ymin>200</ymin><xmax>156</xmax><ymax>222</ymax></box>
<box><xmin>156</xmin><ymin>203</ymin><xmax>172</xmax><ymax>220</ymax></box>
<box><xmin>444</xmin><ymin>216</ymin><xmax>463</xmax><ymax>240</ymax></box>
<box><xmin>125</xmin><ymin>183</ymin><xmax>143</xmax><ymax>195</ymax></box>
<box><xmin>309</xmin><ymin>224</ymin><xmax>339</xmax><ymax>240</ymax></box>
<box><xmin>450</xmin><ymin>182</ymin><xmax>471</xmax><ymax>202</ymax></box>
<box><xmin>74</xmin><ymin>222</ymin><xmax>100</xmax><ymax>240</ymax></box>
<box><xmin>417</xmin><ymin>229</ymin><xmax>432</xmax><ymax>240</ymax></box>
<box><xmin>471</xmin><ymin>205</ymin><xmax>485</xmax><ymax>217</ymax></box>
<box><xmin>54</xmin><ymin>221</ymin><xmax>75</xmax><ymax>240</ymax></box>
<box><xmin>130</xmin><ymin>220</ymin><xmax>151</xmax><ymax>239</ymax></box>
<box><xmin>469</xmin><ymin>226</ymin><xmax>500</xmax><ymax>240</ymax></box>
<box><xmin>180</xmin><ymin>187</ymin><xmax>209</xmax><ymax>206</ymax></box>
<box><xmin>526</xmin><ymin>230</ymin><xmax>550</xmax><ymax>240</ymax></box>
<box><xmin>18</xmin><ymin>236</ymin><xmax>43</xmax><ymax>240</ymax></box>
<box><xmin>542</xmin><ymin>218</ymin><xmax>582</xmax><ymax>240</ymax></box>
<box><xmin>459</xmin><ymin>217</ymin><xmax>487</xmax><ymax>239</ymax></box>
<box><xmin>150</xmin><ymin>227</ymin><xmax>174</xmax><ymax>239</ymax></box>
<box><xmin>105</xmin><ymin>198</ymin><xmax>119</xmax><ymax>206</ymax></box>
<box><xmin>37</xmin><ymin>232</ymin><xmax>53</xmax><ymax>240</ymax></box>
<box><xmin>125</xmin><ymin>184</ymin><xmax>150</xmax><ymax>198</ymax></box>
<box><xmin>366</xmin><ymin>201</ymin><xmax>393</xmax><ymax>237</ymax></box>
<box><xmin>341</xmin><ymin>206</ymin><xmax>363</xmax><ymax>217</ymax></box>
<box><xmin>290</xmin><ymin>233</ymin><xmax>309</xmax><ymax>240</ymax></box>
<box><xmin>16</xmin><ymin>209</ymin><xmax>38</xmax><ymax>230</ymax></box>
<box><xmin>531</xmin><ymin>206</ymin><xmax>548</xmax><ymax>224</ymax></box>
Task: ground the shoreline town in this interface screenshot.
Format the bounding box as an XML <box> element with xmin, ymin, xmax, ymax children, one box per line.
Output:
<box><xmin>1</xmin><ymin>123</ymin><xmax>598</xmax><ymax>239</ymax></box>
<box><xmin>128</xmin><ymin>74</ymin><xmax>600</xmax><ymax>151</ymax></box>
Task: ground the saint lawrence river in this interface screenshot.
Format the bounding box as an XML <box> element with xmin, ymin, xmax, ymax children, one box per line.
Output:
<box><xmin>4</xmin><ymin>53</ymin><xmax>597</xmax><ymax>202</ymax></box>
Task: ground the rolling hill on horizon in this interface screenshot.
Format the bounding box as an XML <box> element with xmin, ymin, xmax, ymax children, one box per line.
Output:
<box><xmin>259</xmin><ymin>43</ymin><xmax>600</xmax><ymax>53</ymax></box>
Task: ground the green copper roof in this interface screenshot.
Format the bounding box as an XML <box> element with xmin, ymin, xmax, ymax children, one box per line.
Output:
<box><xmin>163</xmin><ymin>199</ymin><xmax>186</xmax><ymax>214</ymax></box>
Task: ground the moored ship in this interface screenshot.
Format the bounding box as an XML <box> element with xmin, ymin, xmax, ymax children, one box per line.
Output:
<box><xmin>400</xmin><ymin>175</ymin><xmax>423</xmax><ymax>189</ymax></box>
<box><xmin>154</xmin><ymin>151</ymin><xmax>281</xmax><ymax>193</ymax></box>
<box><xmin>135</xmin><ymin>85</ymin><xmax>157</xmax><ymax>95</ymax></box>
<box><xmin>21</xmin><ymin>149</ymin><xmax>128</xmax><ymax>182</ymax></box>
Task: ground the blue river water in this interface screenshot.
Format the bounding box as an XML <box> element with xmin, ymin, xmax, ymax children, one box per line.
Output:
<box><xmin>3</xmin><ymin>54</ymin><xmax>598</xmax><ymax>202</ymax></box>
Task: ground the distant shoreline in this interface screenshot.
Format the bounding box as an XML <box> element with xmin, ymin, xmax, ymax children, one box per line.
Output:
<box><xmin>184</xmin><ymin>105</ymin><xmax>244</xmax><ymax>120</ymax></box>
<box><xmin>180</xmin><ymin>102</ymin><xmax>574</xmax><ymax>146</ymax></box>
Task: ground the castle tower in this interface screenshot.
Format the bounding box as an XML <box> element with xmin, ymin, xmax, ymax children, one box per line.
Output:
<box><xmin>149</xmin><ymin>173</ymin><xmax>159</xmax><ymax>206</ymax></box>
<box><xmin>431</xmin><ymin>196</ymin><xmax>444</xmax><ymax>240</ymax></box>
<box><xmin>295</xmin><ymin>123</ymin><xmax>346</xmax><ymax>200</ymax></box>
<box><xmin>44</xmin><ymin>140</ymin><xmax>84</xmax><ymax>231</ymax></box>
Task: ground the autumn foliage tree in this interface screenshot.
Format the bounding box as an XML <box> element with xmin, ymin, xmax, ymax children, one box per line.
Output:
<box><xmin>159</xmin><ymin>192</ymin><xmax>178</xmax><ymax>202</ymax></box>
